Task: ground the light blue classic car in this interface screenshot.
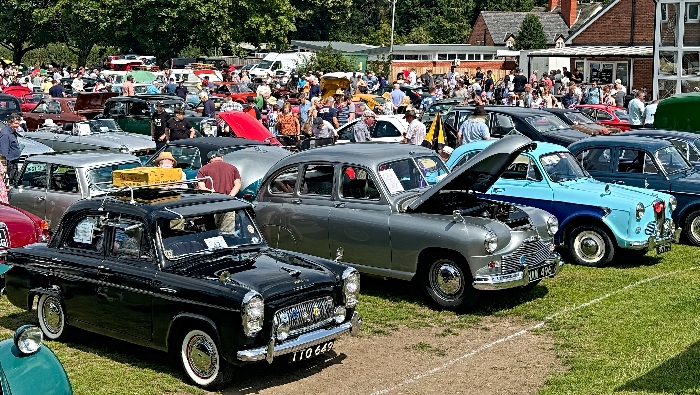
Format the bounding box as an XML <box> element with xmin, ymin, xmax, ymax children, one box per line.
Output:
<box><xmin>447</xmin><ymin>140</ymin><xmax>681</xmax><ymax>267</ymax></box>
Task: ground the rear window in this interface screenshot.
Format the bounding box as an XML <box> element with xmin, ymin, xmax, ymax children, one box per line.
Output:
<box><xmin>0</xmin><ymin>99</ymin><xmax>20</xmax><ymax>111</ymax></box>
<box><xmin>525</xmin><ymin>114</ymin><xmax>568</xmax><ymax>133</ymax></box>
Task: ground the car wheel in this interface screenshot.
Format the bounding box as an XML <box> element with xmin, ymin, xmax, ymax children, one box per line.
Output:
<box><xmin>421</xmin><ymin>253</ymin><xmax>478</xmax><ymax>311</ymax></box>
<box><xmin>684</xmin><ymin>211</ymin><xmax>700</xmax><ymax>246</ymax></box>
<box><xmin>180</xmin><ymin>328</ymin><xmax>233</xmax><ymax>389</ymax></box>
<box><xmin>569</xmin><ymin>224</ymin><xmax>615</xmax><ymax>267</ymax></box>
<box><xmin>37</xmin><ymin>294</ymin><xmax>66</xmax><ymax>340</ymax></box>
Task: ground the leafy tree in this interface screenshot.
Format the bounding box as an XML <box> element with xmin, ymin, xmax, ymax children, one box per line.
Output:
<box><xmin>515</xmin><ymin>13</ymin><xmax>548</xmax><ymax>50</ymax></box>
<box><xmin>296</xmin><ymin>45</ymin><xmax>354</xmax><ymax>74</ymax></box>
<box><xmin>0</xmin><ymin>0</ymin><xmax>56</xmax><ymax>64</ymax></box>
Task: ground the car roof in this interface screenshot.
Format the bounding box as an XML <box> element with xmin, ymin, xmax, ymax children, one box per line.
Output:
<box><xmin>24</xmin><ymin>151</ymin><xmax>140</xmax><ymax>167</ymax></box>
<box><xmin>577</xmin><ymin>104</ymin><xmax>626</xmax><ymax>110</ymax></box>
<box><xmin>165</xmin><ymin>137</ymin><xmax>268</xmax><ymax>150</ymax></box>
<box><xmin>453</xmin><ymin>105</ymin><xmax>553</xmax><ymax>117</ymax></box>
<box><xmin>624</xmin><ymin>129</ymin><xmax>700</xmax><ymax>142</ymax></box>
<box><xmin>454</xmin><ymin>139</ymin><xmax>568</xmax><ymax>158</ymax></box>
<box><xmin>272</xmin><ymin>142</ymin><xmax>437</xmax><ymax>169</ymax></box>
<box><xmin>569</xmin><ymin>136</ymin><xmax>672</xmax><ymax>151</ymax></box>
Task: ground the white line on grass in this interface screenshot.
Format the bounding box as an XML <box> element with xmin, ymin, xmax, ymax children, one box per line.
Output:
<box><xmin>368</xmin><ymin>266</ymin><xmax>700</xmax><ymax>395</ymax></box>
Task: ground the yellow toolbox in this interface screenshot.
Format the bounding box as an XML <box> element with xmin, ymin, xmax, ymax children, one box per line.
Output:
<box><xmin>112</xmin><ymin>167</ymin><xmax>183</xmax><ymax>187</ymax></box>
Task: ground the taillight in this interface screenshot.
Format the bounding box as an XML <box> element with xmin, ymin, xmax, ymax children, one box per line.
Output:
<box><xmin>653</xmin><ymin>201</ymin><xmax>665</xmax><ymax>213</ymax></box>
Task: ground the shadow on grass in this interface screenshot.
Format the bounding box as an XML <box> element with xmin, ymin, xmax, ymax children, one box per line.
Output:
<box><xmin>360</xmin><ymin>274</ymin><xmax>550</xmax><ymax>316</ymax></box>
<box><xmin>609</xmin><ymin>253</ymin><xmax>663</xmax><ymax>269</ymax></box>
<box><xmin>617</xmin><ymin>339</ymin><xmax>700</xmax><ymax>393</ymax></box>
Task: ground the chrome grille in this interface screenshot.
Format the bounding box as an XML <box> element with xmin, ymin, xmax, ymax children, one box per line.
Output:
<box><xmin>501</xmin><ymin>238</ymin><xmax>553</xmax><ymax>274</ymax></box>
<box><xmin>274</xmin><ymin>296</ymin><xmax>335</xmax><ymax>337</ymax></box>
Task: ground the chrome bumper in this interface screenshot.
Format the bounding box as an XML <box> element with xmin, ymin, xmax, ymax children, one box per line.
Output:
<box><xmin>237</xmin><ymin>312</ymin><xmax>361</xmax><ymax>363</ymax></box>
<box><xmin>628</xmin><ymin>228</ymin><xmax>681</xmax><ymax>250</ymax></box>
<box><xmin>473</xmin><ymin>252</ymin><xmax>563</xmax><ymax>291</ymax></box>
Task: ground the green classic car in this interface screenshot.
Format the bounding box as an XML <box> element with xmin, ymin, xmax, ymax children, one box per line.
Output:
<box><xmin>101</xmin><ymin>96</ymin><xmax>210</xmax><ymax>136</ymax></box>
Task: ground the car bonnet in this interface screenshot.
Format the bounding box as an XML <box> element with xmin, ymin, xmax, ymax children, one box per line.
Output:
<box><xmin>407</xmin><ymin>135</ymin><xmax>536</xmax><ymax>212</ymax></box>
<box><xmin>74</xmin><ymin>92</ymin><xmax>119</xmax><ymax>113</ymax></box>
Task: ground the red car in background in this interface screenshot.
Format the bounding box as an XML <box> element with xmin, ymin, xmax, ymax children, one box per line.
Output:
<box><xmin>0</xmin><ymin>204</ymin><xmax>49</xmax><ymax>269</ymax></box>
<box><xmin>2</xmin><ymin>86</ymin><xmax>46</xmax><ymax>113</ymax></box>
<box><xmin>575</xmin><ymin>104</ymin><xmax>631</xmax><ymax>131</ymax></box>
<box><xmin>216</xmin><ymin>112</ymin><xmax>281</xmax><ymax>146</ymax></box>
<box><xmin>210</xmin><ymin>82</ymin><xmax>255</xmax><ymax>103</ymax></box>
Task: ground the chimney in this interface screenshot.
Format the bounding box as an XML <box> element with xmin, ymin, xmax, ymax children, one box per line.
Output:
<box><xmin>549</xmin><ymin>0</ymin><xmax>559</xmax><ymax>11</ymax></box>
<box><xmin>561</xmin><ymin>0</ymin><xmax>577</xmax><ymax>27</ymax></box>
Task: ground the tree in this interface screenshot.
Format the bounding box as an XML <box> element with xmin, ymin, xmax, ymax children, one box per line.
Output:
<box><xmin>0</xmin><ymin>0</ymin><xmax>56</xmax><ymax>64</ymax></box>
<box><xmin>296</xmin><ymin>45</ymin><xmax>354</xmax><ymax>74</ymax></box>
<box><xmin>515</xmin><ymin>13</ymin><xmax>548</xmax><ymax>50</ymax></box>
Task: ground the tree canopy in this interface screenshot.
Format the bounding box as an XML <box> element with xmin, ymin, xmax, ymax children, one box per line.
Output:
<box><xmin>515</xmin><ymin>13</ymin><xmax>548</xmax><ymax>50</ymax></box>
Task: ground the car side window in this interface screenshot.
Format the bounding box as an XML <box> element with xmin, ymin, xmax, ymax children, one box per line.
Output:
<box><xmin>577</xmin><ymin>148</ymin><xmax>611</xmax><ymax>172</ymax></box>
<box><xmin>48</xmin><ymin>164</ymin><xmax>79</xmax><ymax>193</ymax></box>
<box><xmin>109</xmin><ymin>220</ymin><xmax>153</xmax><ymax>261</ymax></box>
<box><xmin>492</xmin><ymin>114</ymin><xmax>515</xmax><ymax>137</ymax></box>
<box><xmin>61</xmin><ymin>215</ymin><xmax>105</xmax><ymax>252</ymax></box>
<box><xmin>617</xmin><ymin>149</ymin><xmax>658</xmax><ymax>174</ymax></box>
<box><xmin>668</xmin><ymin>140</ymin><xmax>696</xmax><ymax>162</ymax></box>
<box><xmin>165</xmin><ymin>146</ymin><xmax>201</xmax><ymax>170</ymax></box>
<box><xmin>341</xmin><ymin>166</ymin><xmax>381</xmax><ymax>200</ymax></box>
<box><xmin>595</xmin><ymin>110</ymin><xmax>614</xmax><ymax>121</ymax></box>
<box><xmin>19</xmin><ymin>162</ymin><xmax>48</xmax><ymax>188</ymax></box>
<box><xmin>373</xmin><ymin>121</ymin><xmax>401</xmax><ymax>138</ymax></box>
<box><xmin>300</xmin><ymin>165</ymin><xmax>334</xmax><ymax>196</ymax></box>
<box><xmin>452</xmin><ymin>151</ymin><xmax>478</xmax><ymax>168</ymax></box>
<box><xmin>269</xmin><ymin>166</ymin><xmax>298</xmax><ymax>194</ymax></box>
<box><xmin>502</xmin><ymin>155</ymin><xmax>542</xmax><ymax>181</ymax></box>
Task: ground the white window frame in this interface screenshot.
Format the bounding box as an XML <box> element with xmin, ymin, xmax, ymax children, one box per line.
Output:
<box><xmin>688</xmin><ymin>3</ymin><xmax>699</xmax><ymax>21</ymax></box>
<box><xmin>661</xmin><ymin>3</ymin><xmax>668</xmax><ymax>21</ymax></box>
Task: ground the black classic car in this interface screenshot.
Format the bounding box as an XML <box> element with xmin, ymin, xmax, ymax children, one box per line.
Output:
<box><xmin>4</xmin><ymin>185</ymin><xmax>361</xmax><ymax>389</ymax></box>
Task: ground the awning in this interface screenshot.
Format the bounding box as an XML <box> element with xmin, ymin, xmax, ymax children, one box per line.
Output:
<box><xmin>527</xmin><ymin>46</ymin><xmax>652</xmax><ymax>58</ymax></box>
<box><xmin>497</xmin><ymin>50</ymin><xmax>520</xmax><ymax>58</ymax></box>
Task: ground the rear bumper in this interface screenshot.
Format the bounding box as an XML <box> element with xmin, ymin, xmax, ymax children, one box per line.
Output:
<box><xmin>473</xmin><ymin>252</ymin><xmax>563</xmax><ymax>291</ymax></box>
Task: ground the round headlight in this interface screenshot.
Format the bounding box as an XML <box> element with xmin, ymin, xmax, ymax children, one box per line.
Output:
<box><xmin>669</xmin><ymin>196</ymin><xmax>677</xmax><ymax>212</ymax></box>
<box><xmin>242</xmin><ymin>291</ymin><xmax>264</xmax><ymax>337</ymax></box>
<box><xmin>334</xmin><ymin>306</ymin><xmax>346</xmax><ymax>324</ymax></box>
<box><xmin>275</xmin><ymin>312</ymin><xmax>290</xmax><ymax>341</ymax></box>
<box><xmin>546</xmin><ymin>215</ymin><xmax>559</xmax><ymax>236</ymax></box>
<box><xmin>14</xmin><ymin>325</ymin><xmax>42</xmax><ymax>355</ymax></box>
<box><xmin>635</xmin><ymin>202</ymin><xmax>646</xmax><ymax>220</ymax></box>
<box><xmin>484</xmin><ymin>230</ymin><xmax>498</xmax><ymax>254</ymax></box>
<box><xmin>342</xmin><ymin>268</ymin><xmax>360</xmax><ymax>308</ymax></box>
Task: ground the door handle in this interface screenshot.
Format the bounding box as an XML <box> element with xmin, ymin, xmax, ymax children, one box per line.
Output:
<box><xmin>37</xmin><ymin>196</ymin><xmax>46</xmax><ymax>201</ymax></box>
<box><xmin>334</xmin><ymin>202</ymin><xmax>345</xmax><ymax>208</ymax></box>
<box><xmin>159</xmin><ymin>287</ymin><xmax>177</xmax><ymax>293</ymax></box>
<box><xmin>291</xmin><ymin>199</ymin><xmax>302</xmax><ymax>205</ymax></box>
<box><xmin>613</xmin><ymin>180</ymin><xmax>624</xmax><ymax>184</ymax></box>
<box><xmin>492</xmin><ymin>187</ymin><xmax>505</xmax><ymax>193</ymax></box>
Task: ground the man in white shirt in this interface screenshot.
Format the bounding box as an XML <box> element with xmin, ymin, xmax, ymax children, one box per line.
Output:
<box><xmin>627</xmin><ymin>91</ymin><xmax>646</xmax><ymax>129</ymax></box>
<box><xmin>408</xmin><ymin>68</ymin><xmax>417</xmax><ymax>85</ymax></box>
<box><xmin>402</xmin><ymin>109</ymin><xmax>426</xmax><ymax>146</ymax></box>
<box><xmin>71</xmin><ymin>73</ymin><xmax>84</xmax><ymax>92</ymax></box>
<box><xmin>643</xmin><ymin>99</ymin><xmax>658</xmax><ymax>128</ymax></box>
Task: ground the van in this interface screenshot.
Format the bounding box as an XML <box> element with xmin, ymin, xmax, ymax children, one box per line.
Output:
<box><xmin>654</xmin><ymin>92</ymin><xmax>700</xmax><ymax>133</ymax></box>
<box><xmin>249</xmin><ymin>52</ymin><xmax>310</xmax><ymax>82</ymax></box>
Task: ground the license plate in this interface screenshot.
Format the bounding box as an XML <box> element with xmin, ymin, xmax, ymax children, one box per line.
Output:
<box><xmin>289</xmin><ymin>340</ymin><xmax>334</xmax><ymax>363</ymax></box>
<box><xmin>528</xmin><ymin>263</ymin><xmax>556</xmax><ymax>282</ymax></box>
<box><xmin>656</xmin><ymin>243</ymin><xmax>672</xmax><ymax>254</ymax></box>
<box><xmin>0</xmin><ymin>228</ymin><xmax>8</xmax><ymax>249</ymax></box>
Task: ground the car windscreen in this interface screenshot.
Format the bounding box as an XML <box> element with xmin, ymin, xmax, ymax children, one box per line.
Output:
<box><xmin>614</xmin><ymin>110</ymin><xmax>630</xmax><ymax>121</ymax></box>
<box><xmin>257</xmin><ymin>60</ymin><xmax>273</xmax><ymax>70</ymax></box>
<box><xmin>159</xmin><ymin>209</ymin><xmax>263</xmax><ymax>262</ymax></box>
<box><xmin>564</xmin><ymin>111</ymin><xmax>595</xmax><ymax>124</ymax></box>
<box><xmin>654</xmin><ymin>146</ymin><xmax>691</xmax><ymax>174</ymax></box>
<box><xmin>88</xmin><ymin>118</ymin><xmax>122</xmax><ymax>132</ymax></box>
<box><xmin>525</xmin><ymin>114</ymin><xmax>569</xmax><ymax>133</ymax></box>
<box><xmin>539</xmin><ymin>151</ymin><xmax>588</xmax><ymax>182</ymax></box>
<box><xmin>378</xmin><ymin>155</ymin><xmax>448</xmax><ymax>194</ymax></box>
<box><xmin>88</xmin><ymin>162</ymin><xmax>141</xmax><ymax>190</ymax></box>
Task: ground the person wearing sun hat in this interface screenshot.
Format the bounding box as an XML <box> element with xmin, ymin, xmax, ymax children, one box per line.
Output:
<box><xmin>154</xmin><ymin>151</ymin><xmax>178</xmax><ymax>168</ymax></box>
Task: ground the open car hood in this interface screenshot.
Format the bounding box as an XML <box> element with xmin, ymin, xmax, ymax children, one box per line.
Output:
<box><xmin>407</xmin><ymin>135</ymin><xmax>536</xmax><ymax>212</ymax></box>
<box><xmin>74</xmin><ymin>92</ymin><xmax>119</xmax><ymax>113</ymax></box>
<box><xmin>2</xmin><ymin>86</ymin><xmax>32</xmax><ymax>98</ymax></box>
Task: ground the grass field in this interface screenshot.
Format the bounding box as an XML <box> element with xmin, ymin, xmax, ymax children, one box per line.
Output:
<box><xmin>2</xmin><ymin>244</ymin><xmax>700</xmax><ymax>394</ymax></box>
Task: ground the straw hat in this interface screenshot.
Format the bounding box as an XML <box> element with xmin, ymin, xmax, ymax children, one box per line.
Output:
<box><xmin>381</xmin><ymin>92</ymin><xmax>391</xmax><ymax>100</ymax></box>
<box><xmin>154</xmin><ymin>151</ymin><xmax>177</xmax><ymax>166</ymax></box>
<box><xmin>266</xmin><ymin>96</ymin><xmax>278</xmax><ymax>106</ymax></box>
<box><xmin>334</xmin><ymin>89</ymin><xmax>344</xmax><ymax>95</ymax></box>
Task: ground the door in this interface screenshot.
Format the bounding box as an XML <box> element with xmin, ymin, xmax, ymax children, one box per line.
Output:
<box><xmin>611</xmin><ymin>148</ymin><xmax>670</xmax><ymax>191</ymax></box>
<box><xmin>329</xmin><ymin>166</ymin><xmax>392</xmax><ymax>266</ymax></box>
<box><xmin>45</xmin><ymin>164</ymin><xmax>81</xmax><ymax>228</ymax></box>
<box><xmin>485</xmin><ymin>154</ymin><xmax>554</xmax><ymax>213</ymax></box>
<box><xmin>10</xmin><ymin>161</ymin><xmax>48</xmax><ymax>221</ymax></box>
<box><xmin>576</xmin><ymin>147</ymin><xmax>614</xmax><ymax>183</ymax></box>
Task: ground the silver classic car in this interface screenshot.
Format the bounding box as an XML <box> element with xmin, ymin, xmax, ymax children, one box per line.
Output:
<box><xmin>9</xmin><ymin>152</ymin><xmax>142</xmax><ymax>228</ymax></box>
<box><xmin>255</xmin><ymin>136</ymin><xmax>563</xmax><ymax>311</ymax></box>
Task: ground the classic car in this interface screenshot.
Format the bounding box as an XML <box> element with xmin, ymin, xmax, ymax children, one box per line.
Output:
<box><xmin>59</xmin><ymin>77</ymin><xmax>98</xmax><ymax>96</ymax></box>
<box><xmin>102</xmin><ymin>96</ymin><xmax>208</xmax><ymax>136</ymax></box>
<box><xmin>374</xmin><ymin>84</ymin><xmax>427</xmax><ymax>106</ymax></box>
<box><xmin>211</xmin><ymin>82</ymin><xmax>255</xmax><ymax>103</ymax></box>
<box><xmin>336</xmin><ymin>115</ymin><xmax>407</xmax><ymax>144</ymax></box>
<box><xmin>624</xmin><ymin>129</ymin><xmax>700</xmax><ymax>169</ymax></box>
<box><xmin>18</xmin><ymin>136</ymin><xmax>53</xmax><ymax>163</ymax></box>
<box><xmin>420</xmin><ymin>97</ymin><xmax>463</xmax><ymax>124</ymax></box>
<box><xmin>568</xmin><ymin>136</ymin><xmax>700</xmax><ymax>245</ymax></box>
<box><xmin>221</xmin><ymin>144</ymin><xmax>291</xmax><ymax>200</ymax></box>
<box><xmin>2</xmin><ymin>86</ymin><xmax>46</xmax><ymax>113</ymax></box>
<box><xmin>4</xmin><ymin>186</ymin><xmax>361</xmax><ymax>389</ymax></box>
<box><xmin>254</xmin><ymin>137</ymin><xmax>564</xmax><ymax>311</ymax></box>
<box><xmin>544</xmin><ymin>108</ymin><xmax>622</xmax><ymax>135</ymax></box>
<box><xmin>0</xmin><ymin>325</ymin><xmax>73</xmax><ymax>394</ymax></box>
<box><xmin>143</xmin><ymin>137</ymin><xmax>270</xmax><ymax>180</ymax></box>
<box><xmin>444</xmin><ymin>106</ymin><xmax>590</xmax><ymax>147</ymax></box>
<box><xmin>23</xmin><ymin>92</ymin><xmax>118</xmax><ymax>131</ymax></box>
<box><xmin>23</xmin><ymin>118</ymin><xmax>155</xmax><ymax>159</ymax></box>
<box><xmin>447</xmin><ymin>140</ymin><xmax>679</xmax><ymax>266</ymax></box>
<box><xmin>654</xmin><ymin>92</ymin><xmax>700</xmax><ymax>133</ymax></box>
<box><xmin>9</xmin><ymin>152</ymin><xmax>142</xmax><ymax>228</ymax></box>
<box><xmin>0</xmin><ymin>203</ymin><xmax>48</xmax><ymax>269</ymax></box>
<box><xmin>575</xmin><ymin>104</ymin><xmax>631</xmax><ymax>131</ymax></box>
<box><xmin>215</xmin><ymin>112</ymin><xmax>282</xmax><ymax>145</ymax></box>
<box><xmin>0</xmin><ymin>93</ymin><xmax>22</xmax><ymax>122</ymax></box>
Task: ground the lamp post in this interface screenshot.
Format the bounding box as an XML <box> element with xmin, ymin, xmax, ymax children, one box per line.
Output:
<box><xmin>389</xmin><ymin>0</ymin><xmax>397</xmax><ymax>58</ymax></box>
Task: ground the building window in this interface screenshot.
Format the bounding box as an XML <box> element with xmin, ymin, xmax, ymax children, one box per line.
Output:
<box><xmin>447</xmin><ymin>54</ymin><xmax>457</xmax><ymax>60</ymax></box>
<box><xmin>392</xmin><ymin>54</ymin><xmax>404</xmax><ymax>60</ymax></box>
<box><xmin>420</xmin><ymin>54</ymin><xmax>433</xmax><ymax>60</ymax></box>
<box><xmin>457</xmin><ymin>54</ymin><xmax>467</xmax><ymax>60</ymax></box>
<box><xmin>438</xmin><ymin>53</ymin><xmax>447</xmax><ymax>60</ymax></box>
<box><xmin>404</xmin><ymin>54</ymin><xmax>418</xmax><ymax>60</ymax></box>
<box><xmin>556</xmin><ymin>40</ymin><xmax>565</xmax><ymax>48</ymax></box>
<box><xmin>661</xmin><ymin>3</ymin><xmax>668</xmax><ymax>21</ymax></box>
<box><xmin>688</xmin><ymin>3</ymin><xmax>699</xmax><ymax>21</ymax></box>
<box><xmin>468</xmin><ymin>54</ymin><xmax>481</xmax><ymax>60</ymax></box>
<box><xmin>483</xmin><ymin>54</ymin><xmax>494</xmax><ymax>60</ymax></box>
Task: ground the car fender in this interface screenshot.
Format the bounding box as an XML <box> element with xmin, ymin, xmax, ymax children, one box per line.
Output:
<box><xmin>166</xmin><ymin>312</ymin><xmax>221</xmax><ymax>352</ymax></box>
<box><xmin>0</xmin><ymin>338</ymin><xmax>73</xmax><ymax>395</ymax></box>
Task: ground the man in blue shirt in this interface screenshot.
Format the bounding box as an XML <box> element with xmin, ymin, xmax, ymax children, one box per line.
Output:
<box><xmin>627</xmin><ymin>91</ymin><xmax>645</xmax><ymax>129</ymax></box>
<box><xmin>164</xmin><ymin>78</ymin><xmax>177</xmax><ymax>95</ymax></box>
<box><xmin>643</xmin><ymin>99</ymin><xmax>658</xmax><ymax>128</ymax></box>
<box><xmin>0</xmin><ymin>113</ymin><xmax>23</xmax><ymax>183</ymax></box>
<box><xmin>457</xmin><ymin>106</ymin><xmax>491</xmax><ymax>146</ymax></box>
<box><xmin>419</xmin><ymin>87</ymin><xmax>437</xmax><ymax>111</ymax></box>
<box><xmin>390</xmin><ymin>83</ymin><xmax>405</xmax><ymax>112</ymax></box>
<box><xmin>298</xmin><ymin>93</ymin><xmax>311</xmax><ymax>125</ymax></box>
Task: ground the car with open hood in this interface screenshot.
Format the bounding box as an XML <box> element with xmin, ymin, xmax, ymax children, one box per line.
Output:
<box><xmin>2</xmin><ymin>86</ymin><xmax>46</xmax><ymax>113</ymax></box>
<box><xmin>447</xmin><ymin>140</ymin><xmax>680</xmax><ymax>267</ymax></box>
<box><xmin>569</xmin><ymin>136</ymin><xmax>700</xmax><ymax>246</ymax></box>
<box><xmin>254</xmin><ymin>137</ymin><xmax>564</xmax><ymax>311</ymax></box>
<box><xmin>23</xmin><ymin>92</ymin><xmax>118</xmax><ymax>131</ymax></box>
<box><xmin>214</xmin><ymin>112</ymin><xmax>282</xmax><ymax>146</ymax></box>
<box><xmin>3</xmin><ymin>185</ymin><xmax>361</xmax><ymax>389</ymax></box>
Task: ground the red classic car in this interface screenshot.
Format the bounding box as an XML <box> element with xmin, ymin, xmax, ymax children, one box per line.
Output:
<box><xmin>211</xmin><ymin>82</ymin><xmax>255</xmax><ymax>103</ymax></box>
<box><xmin>216</xmin><ymin>112</ymin><xmax>281</xmax><ymax>145</ymax></box>
<box><xmin>23</xmin><ymin>92</ymin><xmax>118</xmax><ymax>130</ymax></box>
<box><xmin>2</xmin><ymin>86</ymin><xmax>46</xmax><ymax>113</ymax></box>
<box><xmin>0</xmin><ymin>204</ymin><xmax>48</xmax><ymax>268</ymax></box>
<box><xmin>575</xmin><ymin>104</ymin><xmax>631</xmax><ymax>131</ymax></box>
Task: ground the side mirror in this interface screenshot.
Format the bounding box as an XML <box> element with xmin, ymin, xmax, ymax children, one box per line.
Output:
<box><xmin>453</xmin><ymin>210</ymin><xmax>464</xmax><ymax>223</ymax></box>
<box><xmin>335</xmin><ymin>247</ymin><xmax>344</xmax><ymax>262</ymax></box>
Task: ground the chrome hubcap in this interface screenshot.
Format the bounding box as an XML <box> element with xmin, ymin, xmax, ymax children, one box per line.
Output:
<box><xmin>692</xmin><ymin>217</ymin><xmax>700</xmax><ymax>240</ymax></box>
<box><xmin>187</xmin><ymin>334</ymin><xmax>217</xmax><ymax>379</ymax></box>
<box><xmin>575</xmin><ymin>231</ymin><xmax>605</xmax><ymax>263</ymax></box>
<box><xmin>42</xmin><ymin>297</ymin><xmax>63</xmax><ymax>334</ymax></box>
<box><xmin>430</xmin><ymin>260</ymin><xmax>464</xmax><ymax>300</ymax></box>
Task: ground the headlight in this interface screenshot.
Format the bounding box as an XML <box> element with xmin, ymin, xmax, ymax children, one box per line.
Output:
<box><xmin>342</xmin><ymin>268</ymin><xmax>360</xmax><ymax>308</ymax></box>
<box><xmin>635</xmin><ymin>202</ymin><xmax>646</xmax><ymax>220</ymax></box>
<box><xmin>241</xmin><ymin>291</ymin><xmax>264</xmax><ymax>337</ymax></box>
<box><xmin>669</xmin><ymin>196</ymin><xmax>677</xmax><ymax>212</ymax></box>
<box><xmin>14</xmin><ymin>325</ymin><xmax>42</xmax><ymax>355</ymax></box>
<box><xmin>546</xmin><ymin>215</ymin><xmax>559</xmax><ymax>236</ymax></box>
<box><xmin>275</xmin><ymin>312</ymin><xmax>290</xmax><ymax>341</ymax></box>
<box><xmin>484</xmin><ymin>230</ymin><xmax>498</xmax><ymax>253</ymax></box>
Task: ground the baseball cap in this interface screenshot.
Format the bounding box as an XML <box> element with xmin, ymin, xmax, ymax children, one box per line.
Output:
<box><xmin>156</xmin><ymin>100</ymin><xmax>164</xmax><ymax>107</ymax></box>
<box><xmin>208</xmin><ymin>150</ymin><xmax>222</xmax><ymax>160</ymax></box>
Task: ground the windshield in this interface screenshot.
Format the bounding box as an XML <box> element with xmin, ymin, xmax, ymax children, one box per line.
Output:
<box><xmin>378</xmin><ymin>155</ymin><xmax>448</xmax><ymax>194</ymax></box>
<box><xmin>614</xmin><ymin>110</ymin><xmax>630</xmax><ymax>121</ymax></box>
<box><xmin>160</xmin><ymin>209</ymin><xmax>263</xmax><ymax>261</ymax></box>
<box><xmin>257</xmin><ymin>60</ymin><xmax>273</xmax><ymax>70</ymax></box>
<box><xmin>655</xmin><ymin>146</ymin><xmax>691</xmax><ymax>174</ymax></box>
<box><xmin>88</xmin><ymin>162</ymin><xmax>141</xmax><ymax>190</ymax></box>
<box><xmin>564</xmin><ymin>111</ymin><xmax>595</xmax><ymax>124</ymax></box>
<box><xmin>525</xmin><ymin>114</ymin><xmax>569</xmax><ymax>133</ymax></box>
<box><xmin>87</xmin><ymin>118</ymin><xmax>122</xmax><ymax>133</ymax></box>
<box><xmin>539</xmin><ymin>152</ymin><xmax>588</xmax><ymax>182</ymax></box>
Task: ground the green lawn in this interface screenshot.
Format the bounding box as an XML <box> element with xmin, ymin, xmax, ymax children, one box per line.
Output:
<box><xmin>1</xmin><ymin>244</ymin><xmax>699</xmax><ymax>394</ymax></box>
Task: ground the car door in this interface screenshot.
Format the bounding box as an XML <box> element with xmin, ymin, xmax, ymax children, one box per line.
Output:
<box><xmin>329</xmin><ymin>165</ymin><xmax>392</xmax><ymax>266</ymax></box>
<box><xmin>10</xmin><ymin>161</ymin><xmax>48</xmax><ymax>221</ymax></box>
<box><xmin>45</xmin><ymin>164</ymin><xmax>82</xmax><ymax>228</ymax></box>
<box><xmin>611</xmin><ymin>147</ymin><xmax>671</xmax><ymax>191</ymax></box>
<box><xmin>576</xmin><ymin>147</ymin><xmax>614</xmax><ymax>183</ymax></box>
<box><xmin>485</xmin><ymin>154</ymin><xmax>554</xmax><ymax>213</ymax></box>
<box><xmin>97</xmin><ymin>219</ymin><xmax>155</xmax><ymax>339</ymax></box>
